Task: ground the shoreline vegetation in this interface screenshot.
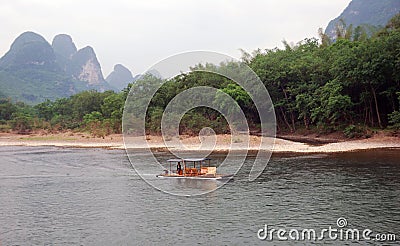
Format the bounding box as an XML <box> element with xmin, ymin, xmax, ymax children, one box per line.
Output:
<box><xmin>1</xmin><ymin>131</ymin><xmax>399</xmax><ymax>154</ymax></box>
<box><xmin>1</xmin><ymin>16</ymin><xmax>400</xmax><ymax>147</ymax></box>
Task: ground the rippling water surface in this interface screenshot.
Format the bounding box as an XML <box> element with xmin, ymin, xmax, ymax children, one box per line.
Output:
<box><xmin>0</xmin><ymin>146</ymin><xmax>399</xmax><ymax>245</ymax></box>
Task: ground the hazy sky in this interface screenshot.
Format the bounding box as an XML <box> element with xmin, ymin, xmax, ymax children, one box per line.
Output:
<box><xmin>1</xmin><ymin>0</ymin><xmax>351</xmax><ymax>77</ymax></box>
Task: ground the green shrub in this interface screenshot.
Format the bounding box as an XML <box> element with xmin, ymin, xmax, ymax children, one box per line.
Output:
<box><xmin>343</xmin><ymin>124</ymin><xmax>366</xmax><ymax>138</ymax></box>
<box><xmin>0</xmin><ymin>124</ymin><xmax>11</xmax><ymax>132</ymax></box>
<box><xmin>10</xmin><ymin>112</ymin><xmax>34</xmax><ymax>133</ymax></box>
<box><xmin>388</xmin><ymin>111</ymin><xmax>400</xmax><ymax>129</ymax></box>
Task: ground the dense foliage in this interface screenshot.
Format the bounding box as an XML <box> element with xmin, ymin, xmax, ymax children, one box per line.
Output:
<box><xmin>1</xmin><ymin>15</ymin><xmax>400</xmax><ymax>137</ymax></box>
<box><xmin>0</xmin><ymin>89</ymin><xmax>126</xmax><ymax>137</ymax></box>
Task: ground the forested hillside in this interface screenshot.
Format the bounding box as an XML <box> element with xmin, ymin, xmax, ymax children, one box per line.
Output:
<box><xmin>325</xmin><ymin>0</ymin><xmax>400</xmax><ymax>39</ymax></box>
<box><xmin>1</xmin><ymin>15</ymin><xmax>400</xmax><ymax>138</ymax></box>
<box><xmin>0</xmin><ymin>32</ymin><xmax>115</xmax><ymax>104</ymax></box>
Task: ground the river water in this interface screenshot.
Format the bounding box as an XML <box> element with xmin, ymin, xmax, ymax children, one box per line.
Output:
<box><xmin>0</xmin><ymin>146</ymin><xmax>399</xmax><ymax>245</ymax></box>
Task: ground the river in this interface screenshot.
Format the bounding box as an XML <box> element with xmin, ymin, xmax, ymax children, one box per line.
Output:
<box><xmin>0</xmin><ymin>146</ymin><xmax>399</xmax><ymax>245</ymax></box>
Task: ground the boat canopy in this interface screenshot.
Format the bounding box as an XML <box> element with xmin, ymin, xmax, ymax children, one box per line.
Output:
<box><xmin>167</xmin><ymin>158</ymin><xmax>210</xmax><ymax>162</ymax></box>
<box><xmin>167</xmin><ymin>159</ymin><xmax>183</xmax><ymax>162</ymax></box>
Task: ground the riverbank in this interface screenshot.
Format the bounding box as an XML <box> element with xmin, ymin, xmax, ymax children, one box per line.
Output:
<box><xmin>1</xmin><ymin>131</ymin><xmax>399</xmax><ymax>153</ymax></box>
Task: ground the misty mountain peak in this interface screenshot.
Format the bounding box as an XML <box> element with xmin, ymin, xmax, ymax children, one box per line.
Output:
<box><xmin>0</xmin><ymin>31</ymin><xmax>57</xmax><ymax>71</ymax></box>
<box><xmin>10</xmin><ymin>31</ymin><xmax>48</xmax><ymax>51</ymax></box>
<box><xmin>106</xmin><ymin>64</ymin><xmax>134</xmax><ymax>90</ymax></box>
<box><xmin>69</xmin><ymin>46</ymin><xmax>105</xmax><ymax>85</ymax></box>
<box><xmin>0</xmin><ymin>32</ymin><xmax>115</xmax><ymax>103</ymax></box>
<box><xmin>52</xmin><ymin>34</ymin><xmax>77</xmax><ymax>59</ymax></box>
<box><xmin>325</xmin><ymin>0</ymin><xmax>400</xmax><ymax>38</ymax></box>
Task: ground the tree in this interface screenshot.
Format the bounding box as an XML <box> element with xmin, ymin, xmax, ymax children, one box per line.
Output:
<box><xmin>35</xmin><ymin>99</ymin><xmax>54</xmax><ymax>121</ymax></box>
<box><xmin>388</xmin><ymin>92</ymin><xmax>400</xmax><ymax>129</ymax></box>
<box><xmin>318</xmin><ymin>28</ymin><xmax>331</xmax><ymax>47</ymax></box>
<box><xmin>10</xmin><ymin>112</ymin><xmax>33</xmax><ymax>133</ymax></box>
<box><xmin>0</xmin><ymin>98</ymin><xmax>17</xmax><ymax>121</ymax></box>
<box><xmin>311</xmin><ymin>80</ymin><xmax>353</xmax><ymax>130</ymax></box>
<box><xmin>83</xmin><ymin>111</ymin><xmax>104</xmax><ymax>137</ymax></box>
<box><xmin>70</xmin><ymin>90</ymin><xmax>114</xmax><ymax>121</ymax></box>
<box><xmin>101</xmin><ymin>93</ymin><xmax>124</xmax><ymax>133</ymax></box>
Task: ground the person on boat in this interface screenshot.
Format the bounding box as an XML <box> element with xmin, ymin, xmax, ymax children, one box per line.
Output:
<box><xmin>177</xmin><ymin>163</ymin><xmax>182</xmax><ymax>175</ymax></box>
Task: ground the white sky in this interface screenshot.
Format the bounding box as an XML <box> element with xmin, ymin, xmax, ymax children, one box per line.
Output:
<box><xmin>0</xmin><ymin>0</ymin><xmax>351</xmax><ymax>77</ymax></box>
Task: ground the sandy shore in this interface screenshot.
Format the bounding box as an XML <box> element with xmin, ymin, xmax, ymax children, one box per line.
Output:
<box><xmin>1</xmin><ymin>131</ymin><xmax>399</xmax><ymax>153</ymax></box>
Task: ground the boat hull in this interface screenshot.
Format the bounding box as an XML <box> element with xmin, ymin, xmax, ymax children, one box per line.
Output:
<box><xmin>156</xmin><ymin>174</ymin><xmax>233</xmax><ymax>181</ymax></box>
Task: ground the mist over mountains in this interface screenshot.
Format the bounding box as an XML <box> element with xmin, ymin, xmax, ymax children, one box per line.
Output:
<box><xmin>0</xmin><ymin>32</ymin><xmax>134</xmax><ymax>104</ymax></box>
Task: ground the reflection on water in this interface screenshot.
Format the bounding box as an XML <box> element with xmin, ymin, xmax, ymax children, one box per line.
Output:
<box><xmin>175</xmin><ymin>178</ymin><xmax>218</xmax><ymax>191</ymax></box>
<box><xmin>0</xmin><ymin>146</ymin><xmax>399</xmax><ymax>245</ymax></box>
